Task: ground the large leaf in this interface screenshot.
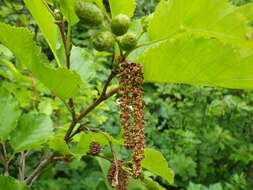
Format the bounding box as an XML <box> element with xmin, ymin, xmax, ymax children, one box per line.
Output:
<box><xmin>148</xmin><ymin>0</ymin><xmax>253</xmax><ymax>49</ymax></box>
<box><xmin>10</xmin><ymin>113</ymin><xmax>53</xmax><ymax>153</ymax></box>
<box><xmin>0</xmin><ymin>176</ymin><xmax>30</xmax><ymax>190</ymax></box>
<box><xmin>0</xmin><ymin>88</ymin><xmax>21</xmax><ymax>141</ymax></box>
<box><xmin>24</xmin><ymin>0</ymin><xmax>65</xmax><ymax>66</ymax></box>
<box><xmin>136</xmin><ymin>35</ymin><xmax>253</xmax><ymax>89</ymax></box>
<box><xmin>109</xmin><ymin>0</ymin><xmax>136</xmax><ymax>18</ymax></box>
<box><xmin>48</xmin><ymin>137</ymin><xmax>70</xmax><ymax>155</ymax></box>
<box><xmin>0</xmin><ymin>23</ymin><xmax>82</xmax><ymax>99</ymax></box>
<box><xmin>237</xmin><ymin>3</ymin><xmax>253</xmax><ymax>24</ymax></box>
<box><xmin>141</xmin><ymin>148</ymin><xmax>174</xmax><ymax>185</ymax></box>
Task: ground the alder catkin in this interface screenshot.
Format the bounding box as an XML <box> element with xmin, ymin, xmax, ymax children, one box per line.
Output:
<box><xmin>118</xmin><ymin>60</ymin><xmax>145</xmax><ymax>178</ymax></box>
<box><xmin>88</xmin><ymin>141</ymin><xmax>101</xmax><ymax>156</ymax></box>
<box><xmin>108</xmin><ymin>161</ymin><xmax>129</xmax><ymax>190</ymax></box>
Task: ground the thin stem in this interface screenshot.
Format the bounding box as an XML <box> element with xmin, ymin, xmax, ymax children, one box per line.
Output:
<box><xmin>68</xmin><ymin>99</ymin><xmax>76</xmax><ymax>121</ymax></box>
<box><xmin>0</xmin><ymin>142</ymin><xmax>9</xmax><ymax>176</ymax></box>
<box><xmin>102</xmin><ymin>70</ymin><xmax>118</xmax><ymax>96</ymax></box>
<box><xmin>77</xmin><ymin>87</ymin><xmax>120</xmax><ymax>122</ymax></box>
<box><xmin>96</xmin><ymin>154</ymin><xmax>113</xmax><ymax>162</ymax></box>
<box><xmin>57</xmin><ymin>18</ymin><xmax>77</xmax><ymax>128</ymax></box>
<box><xmin>18</xmin><ymin>152</ymin><xmax>26</xmax><ymax>181</ymax></box>
<box><xmin>1</xmin><ymin>142</ymin><xmax>7</xmax><ymax>158</ymax></box>
<box><xmin>64</xmin><ymin>68</ymin><xmax>118</xmax><ymax>142</ymax></box>
<box><xmin>66</xmin><ymin>24</ymin><xmax>72</xmax><ymax>69</ymax></box>
<box><xmin>25</xmin><ymin>152</ymin><xmax>55</xmax><ymax>186</ymax></box>
<box><xmin>68</xmin><ymin>121</ymin><xmax>90</xmax><ymax>140</ymax></box>
<box><xmin>136</xmin><ymin>31</ymin><xmax>146</xmax><ymax>42</ymax></box>
<box><xmin>64</xmin><ymin>87</ymin><xmax>120</xmax><ymax>142</ymax></box>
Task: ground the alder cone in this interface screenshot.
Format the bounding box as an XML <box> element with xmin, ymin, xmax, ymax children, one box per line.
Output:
<box><xmin>74</xmin><ymin>1</ymin><xmax>103</xmax><ymax>26</ymax></box>
<box><xmin>111</xmin><ymin>14</ymin><xmax>130</xmax><ymax>36</ymax></box>
<box><xmin>92</xmin><ymin>31</ymin><xmax>115</xmax><ymax>51</ymax></box>
<box><xmin>120</xmin><ymin>33</ymin><xmax>138</xmax><ymax>51</ymax></box>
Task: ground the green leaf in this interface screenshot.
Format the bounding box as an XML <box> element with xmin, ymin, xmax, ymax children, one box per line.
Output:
<box><xmin>148</xmin><ymin>0</ymin><xmax>253</xmax><ymax>49</ymax></box>
<box><xmin>141</xmin><ymin>176</ymin><xmax>166</xmax><ymax>190</ymax></box>
<box><xmin>59</xmin><ymin>0</ymin><xmax>79</xmax><ymax>26</ymax></box>
<box><xmin>71</xmin><ymin>132</ymin><xmax>108</xmax><ymax>156</ymax></box>
<box><xmin>141</xmin><ymin>148</ymin><xmax>174</xmax><ymax>185</ymax></box>
<box><xmin>70</xmin><ymin>46</ymin><xmax>95</xmax><ymax>81</ymax></box>
<box><xmin>0</xmin><ymin>88</ymin><xmax>21</xmax><ymax>141</ymax></box>
<box><xmin>10</xmin><ymin>113</ymin><xmax>53</xmax><ymax>152</ymax></box>
<box><xmin>0</xmin><ymin>23</ymin><xmax>82</xmax><ymax>99</ymax></box>
<box><xmin>0</xmin><ymin>176</ymin><xmax>30</xmax><ymax>190</ymax></box>
<box><xmin>137</xmin><ymin>35</ymin><xmax>253</xmax><ymax>89</ymax></box>
<box><xmin>187</xmin><ymin>183</ymin><xmax>205</xmax><ymax>190</ymax></box>
<box><xmin>48</xmin><ymin>137</ymin><xmax>70</xmax><ymax>155</ymax></box>
<box><xmin>109</xmin><ymin>0</ymin><xmax>136</xmax><ymax>18</ymax></box>
<box><xmin>38</xmin><ymin>100</ymin><xmax>53</xmax><ymax>115</ymax></box>
<box><xmin>129</xmin><ymin>178</ymin><xmax>148</xmax><ymax>190</ymax></box>
<box><xmin>96</xmin><ymin>157</ymin><xmax>114</xmax><ymax>190</ymax></box>
<box><xmin>237</xmin><ymin>3</ymin><xmax>253</xmax><ymax>24</ymax></box>
<box><xmin>24</xmin><ymin>0</ymin><xmax>65</xmax><ymax>66</ymax></box>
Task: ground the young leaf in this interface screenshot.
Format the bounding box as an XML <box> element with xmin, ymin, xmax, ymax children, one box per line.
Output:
<box><xmin>24</xmin><ymin>0</ymin><xmax>65</xmax><ymax>66</ymax></box>
<box><xmin>48</xmin><ymin>137</ymin><xmax>70</xmax><ymax>155</ymax></box>
<box><xmin>137</xmin><ymin>35</ymin><xmax>253</xmax><ymax>89</ymax></box>
<box><xmin>109</xmin><ymin>0</ymin><xmax>136</xmax><ymax>18</ymax></box>
<box><xmin>58</xmin><ymin>0</ymin><xmax>79</xmax><ymax>26</ymax></box>
<box><xmin>0</xmin><ymin>23</ymin><xmax>82</xmax><ymax>99</ymax></box>
<box><xmin>71</xmin><ymin>132</ymin><xmax>108</xmax><ymax>156</ymax></box>
<box><xmin>0</xmin><ymin>176</ymin><xmax>30</xmax><ymax>190</ymax></box>
<box><xmin>148</xmin><ymin>0</ymin><xmax>253</xmax><ymax>49</ymax></box>
<box><xmin>70</xmin><ymin>46</ymin><xmax>95</xmax><ymax>81</ymax></box>
<box><xmin>141</xmin><ymin>176</ymin><xmax>166</xmax><ymax>190</ymax></box>
<box><xmin>10</xmin><ymin>113</ymin><xmax>53</xmax><ymax>153</ymax></box>
<box><xmin>0</xmin><ymin>88</ymin><xmax>21</xmax><ymax>141</ymax></box>
<box><xmin>141</xmin><ymin>148</ymin><xmax>174</xmax><ymax>185</ymax></box>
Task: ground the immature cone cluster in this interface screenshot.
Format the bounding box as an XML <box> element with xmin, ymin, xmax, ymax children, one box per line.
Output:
<box><xmin>88</xmin><ymin>141</ymin><xmax>101</xmax><ymax>156</ymax></box>
<box><xmin>118</xmin><ymin>60</ymin><xmax>145</xmax><ymax>178</ymax></box>
<box><xmin>108</xmin><ymin>161</ymin><xmax>129</xmax><ymax>190</ymax></box>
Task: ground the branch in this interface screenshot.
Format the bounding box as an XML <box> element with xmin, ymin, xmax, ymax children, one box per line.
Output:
<box><xmin>77</xmin><ymin>87</ymin><xmax>120</xmax><ymax>123</ymax></box>
<box><xmin>18</xmin><ymin>152</ymin><xmax>27</xmax><ymax>181</ymax></box>
<box><xmin>0</xmin><ymin>142</ymin><xmax>10</xmax><ymax>176</ymax></box>
<box><xmin>102</xmin><ymin>70</ymin><xmax>118</xmax><ymax>96</ymax></box>
<box><xmin>25</xmin><ymin>152</ymin><xmax>55</xmax><ymax>186</ymax></box>
<box><xmin>68</xmin><ymin>121</ymin><xmax>90</xmax><ymax>140</ymax></box>
<box><xmin>56</xmin><ymin>18</ymin><xmax>77</xmax><ymax>124</ymax></box>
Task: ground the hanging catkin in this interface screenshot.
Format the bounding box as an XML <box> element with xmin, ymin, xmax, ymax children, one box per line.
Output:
<box><xmin>119</xmin><ymin>60</ymin><xmax>145</xmax><ymax>178</ymax></box>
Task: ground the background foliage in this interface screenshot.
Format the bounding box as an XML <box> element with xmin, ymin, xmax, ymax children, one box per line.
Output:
<box><xmin>1</xmin><ymin>0</ymin><xmax>253</xmax><ymax>189</ymax></box>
